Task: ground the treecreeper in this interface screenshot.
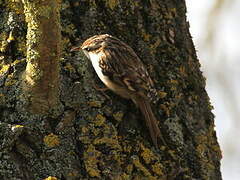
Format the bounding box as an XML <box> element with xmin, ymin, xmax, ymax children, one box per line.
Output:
<box><xmin>72</xmin><ymin>34</ymin><xmax>166</xmax><ymax>147</ymax></box>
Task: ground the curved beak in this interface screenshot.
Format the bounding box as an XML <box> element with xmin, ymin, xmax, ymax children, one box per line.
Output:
<box><xmin>70</xmin><ymin>46</ymin><xmax>81</xmax><ymax>52</ymax></box>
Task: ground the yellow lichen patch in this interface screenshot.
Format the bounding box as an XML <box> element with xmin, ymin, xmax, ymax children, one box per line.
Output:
<box><xmin>94</xmin><ymin>136</ymin><xmax>121</xmax><ymax>148</ymax></box>
<box><xmin>44</xmin><ymin>176</ymin><xmax>57</xmax><ymax>180</ymax></box>
<box><xmin>16</xmin><ymin>36</ymin><xmax>27</xmax><ymax>55</ymax></box>
<box><xmin>5</xmin><ymin>78</ymin><xmax>17</xmax><ymax>87</ymax></box>
<box><xmin>149</xmin><ymin>38</ymin><xmax>161</xmax><ymax>53</ymax></box>
<box><xmin>132</xmin><ymin>156</ymin><xmax>154</xmax><ymax>178</ymax></box>
<box><xmin>159</xmin><ymin>104</ymin><xmax>170</xmax><ymax>117</ymax></box>
<box><xmin>170</xmin><ymin>8</ymin><xmax>177</xmax><ymax>17</ymax></box>
<box><xmin>0</xmin><ymin>65</ymin><xmax>10</xmax><ymax>75</ymax></box>
<box><xmin>67</xmin><ymin>171</ymin><xmax>78</xmax><ymax>177</ymax></box>
<box><xmin>79</xmin><ymin>134</ymin><xmax>91</xmax><ymax>144</ymax></box>
<box><xmin>168</xmin><ymin>79</ymin><xmax>178</xmax><ymax>84</ymax></box>
<box><xmin>84</xmin><ymin>144</ymin><xmax>101</xmax><ymax>177</ymax></box>
<box><xmin>126</xmin><ymin>164</ymin><xmax>133</xmax><ymax>174</ymax></box>
<box><xmin>38</xmin><ymin>5</ymin><xmax>52</xmax><ymax>18</ymax></box>
<box><xmin>175</xmin><ymin>93</ymin><xmax>183</xmax><ymax>100</ymax></box>
<box><xmin>0</xmin><ymin>41</ymin><xmax>8</xmax><ymax>53</ymax></box>
<box><xmin>141</xmin><ymin>32</ymin><xmax>151</xmax><ymax>42</ymax></box>
<box><xmin>88</xmin><ymin>101</ymin><xmax>102</xmax><ymax>108</ymax></box>
<box><xmin>64</xmin><ymin>62</ymin><xmax>76</xmax><ymax>73</ymax></box>
<box><xmin>179</xmin><ymin>65</ymin><xmax>187</xmax><ymax>76</ymax></box>
<box><xmin>0</xmin><ymin>32</ymin><xmax>7</xmax><ymax>40</ymax></box>
<box><xmin>196</xmin><ymin>130</ymin><xmax>222</xmax><ymax>161</ymax></box>
<box><xmin>167</xmin><ymin>150</ymin><xmax>178</xmax><ymax>161</ymax></box>
<box><xmin>113</xmin><ymin>111</ymin><xmax>124</xmax><ymax>122</ymax></box>
<box><xmin>56</xmin><ymin>0</ymin><xmax>62</xmax><ymax>4</ymax></box>
<box><xmin>106</xmin><ymin>0</ymin><xmax>119</xmax><ymax>10</ymax></box>
<box><xmin>6</xmin><ymin>0</ymin><xmax>24</xmax><ymax>14</ymax></box>
<box><xmin>195</xmin><ymin>134</ymin><xmax>207</xmax><ymax>144</ymax></box>
<box><xmin>120</xmin><ymin>173</ymin><xmax>130</xmax><ymax>180</ymax></box>
<box><xmin>91</xmin><ymin>126</ymin><xmax>101</xmax><ymax>136</ymax></box>
<box><xmin>196</xmin><ymin>143</ymin><xmax>207</xmax><ymax>160</ymax></box>
<box><xmin>158</xmin><ymin>91</ymin><xmax>167</xmax><ymax>99</ymax></box>
<box><xmin>160</xmin><ymin>145</ymin><xmax>167</xmax><ymax>151</ymax></box>
<box><xmin>81</xmin><ymin>126</ymin><xmax>89</xmax><ymax>134</ymax></box>
<box><xmin>12</xmin><ymin>59</ymin><xmax>25</xmax><ymax>66</ymax></box>
<box><xmin>0</xmin><ymin>32</ymin><xmax>7</xmax><ymax>52</ymax></box>
<box><xmin>195</xmin><ymin>134</ymin><xmax>217</xmax><ymax>177</ymax></box>
<box><xmin>44</xmin><ymin>133</ymin><xmax>60</xmax><ymax>147</ymax></box>
<box><xmin>122</xmin><ymin>141</ymin><xmax>133</xmax><ymax>153</ymax></box>
<box><xmin>211</xmin><ymin>143</ymin><xmax>222</xmax><ymax>160</ymax></box>
<box><xmin>89</xmin><ymin>0</ymin><xmax>97</xmax><ymax>8</ymax></box>
<box><xmin>151</xmin><ymin>163</ymin><xmax>164</xmax><ymax>176</ymax></box>
<box><xmin>63</xmin><ymin>23</ymin><xmax>75</xmax><ymax>35</ymax></box>
<box><xmin>140</xmin><ymin>143</ymin><xmax>155</xmax><ymax>164</ymax></box>
<box><xmin>164</xmin><ymin>11</ymin><xmax>174</xmax><ymax>20</ymax></box>
<box><xmin>95</xmin><ymin>114</ymin><xmax>106</xmax><ymax>126</ymax></box>
<box><xmin>62</xmin><ymin>37</ymin><xmax>71</xmax><ymax>54</ymax></box>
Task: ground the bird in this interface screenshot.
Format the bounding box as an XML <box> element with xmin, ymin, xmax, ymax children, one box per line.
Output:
<box><xmin>71</xmin><ymin>34</ymin><xmax>166</xmax><ymax>147</ymax></box>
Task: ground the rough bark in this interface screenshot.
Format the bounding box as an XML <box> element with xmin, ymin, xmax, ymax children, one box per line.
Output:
<box><xmin>21</xmin><ymin>0</ymin><xmax>61</xmax><ymax>115</ymax></box>
<box><xmin>0</xmin><ymin>0</ymin><xmax>222</xmax><ymax>180</ymax></box>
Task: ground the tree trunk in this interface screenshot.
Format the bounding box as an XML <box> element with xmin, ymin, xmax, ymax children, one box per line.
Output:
<box><xmin>21</xmin><ymin>0</ymin><xmax>61</xmax><ymax>115</ymax></box>
<box><xmin>0</xmin><ymin>0</ymin><xmax>222</xmax><ymax>180</ymax></box>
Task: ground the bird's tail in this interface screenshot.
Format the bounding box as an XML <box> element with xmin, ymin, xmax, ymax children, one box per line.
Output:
<box><xmin>136</xmin><ymin>97</ymin><xmax>166</xmax><ymax>147</ymax></box>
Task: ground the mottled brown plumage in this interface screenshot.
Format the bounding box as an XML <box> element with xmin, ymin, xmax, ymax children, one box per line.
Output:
<box><xmin>76</xmin><ymin>34</ymin><xmax>165</xmax><ymax>147</ymax></box>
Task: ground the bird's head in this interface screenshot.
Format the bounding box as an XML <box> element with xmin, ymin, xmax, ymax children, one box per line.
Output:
<box><xmin>71</xmin><ymin>34</ymin><xmax>113</xmax><ymax>60</ymax></box>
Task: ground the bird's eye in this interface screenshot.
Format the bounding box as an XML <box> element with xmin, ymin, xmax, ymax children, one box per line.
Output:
<box><xmin>86</xmin><ymin>47</ymin><xmax>90</xmax><ymax>51</ymax></box>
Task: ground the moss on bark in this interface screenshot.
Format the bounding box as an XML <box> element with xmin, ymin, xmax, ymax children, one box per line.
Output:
<box><xmin>0</xmin><ymin>0</ymin><xmax>222</xmax><ymax>180</ymax></box>
<box><xmin>21</xmin><ymin>0</ymin><xmax>61</xmax><ymax>115</ymax></box>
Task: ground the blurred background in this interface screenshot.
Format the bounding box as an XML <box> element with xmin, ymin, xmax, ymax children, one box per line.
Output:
<box><xmin>186</xmin><ymin>0</ymin><xmax>240</xmax><ymax>179</ymax></box>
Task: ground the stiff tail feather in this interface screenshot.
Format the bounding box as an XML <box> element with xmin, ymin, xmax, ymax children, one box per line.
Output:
<box><xmin>137</xmin><ymin>98</ymin><xmax>166</xmax><ymax>147</ymax></box>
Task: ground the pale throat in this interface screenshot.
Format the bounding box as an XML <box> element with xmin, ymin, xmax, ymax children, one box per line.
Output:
<box><xmin>82</xmin><ymin>50</ymin><xmax>90</xmax><ymax>59</ymax></box>
<box><xmin>88</xmin><ymin>52</ymin><xmax>112</xmax><ymax>88</ymax></box>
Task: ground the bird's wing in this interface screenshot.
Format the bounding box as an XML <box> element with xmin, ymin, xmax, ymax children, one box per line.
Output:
<box><xmin>99</xmin><ymin>45</ymin><xmax>155</xmax><ymax>99</ymax></box>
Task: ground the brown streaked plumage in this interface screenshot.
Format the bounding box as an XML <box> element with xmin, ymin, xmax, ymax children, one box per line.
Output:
<box><xmin>75</xmin><ymin>34</ymin><xmax>166</xmax><ymax>147</ymax></box>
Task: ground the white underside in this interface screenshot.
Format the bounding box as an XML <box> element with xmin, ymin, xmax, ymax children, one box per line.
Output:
<box><xmin>85</xmin><ymin>51</ymin><xmax>130</xmax><ymax>99</ymax></box>
<box><xmin>88</xmin><ymin>52</ymin><xmax>112</xmax><ymax>88</ymax></box>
